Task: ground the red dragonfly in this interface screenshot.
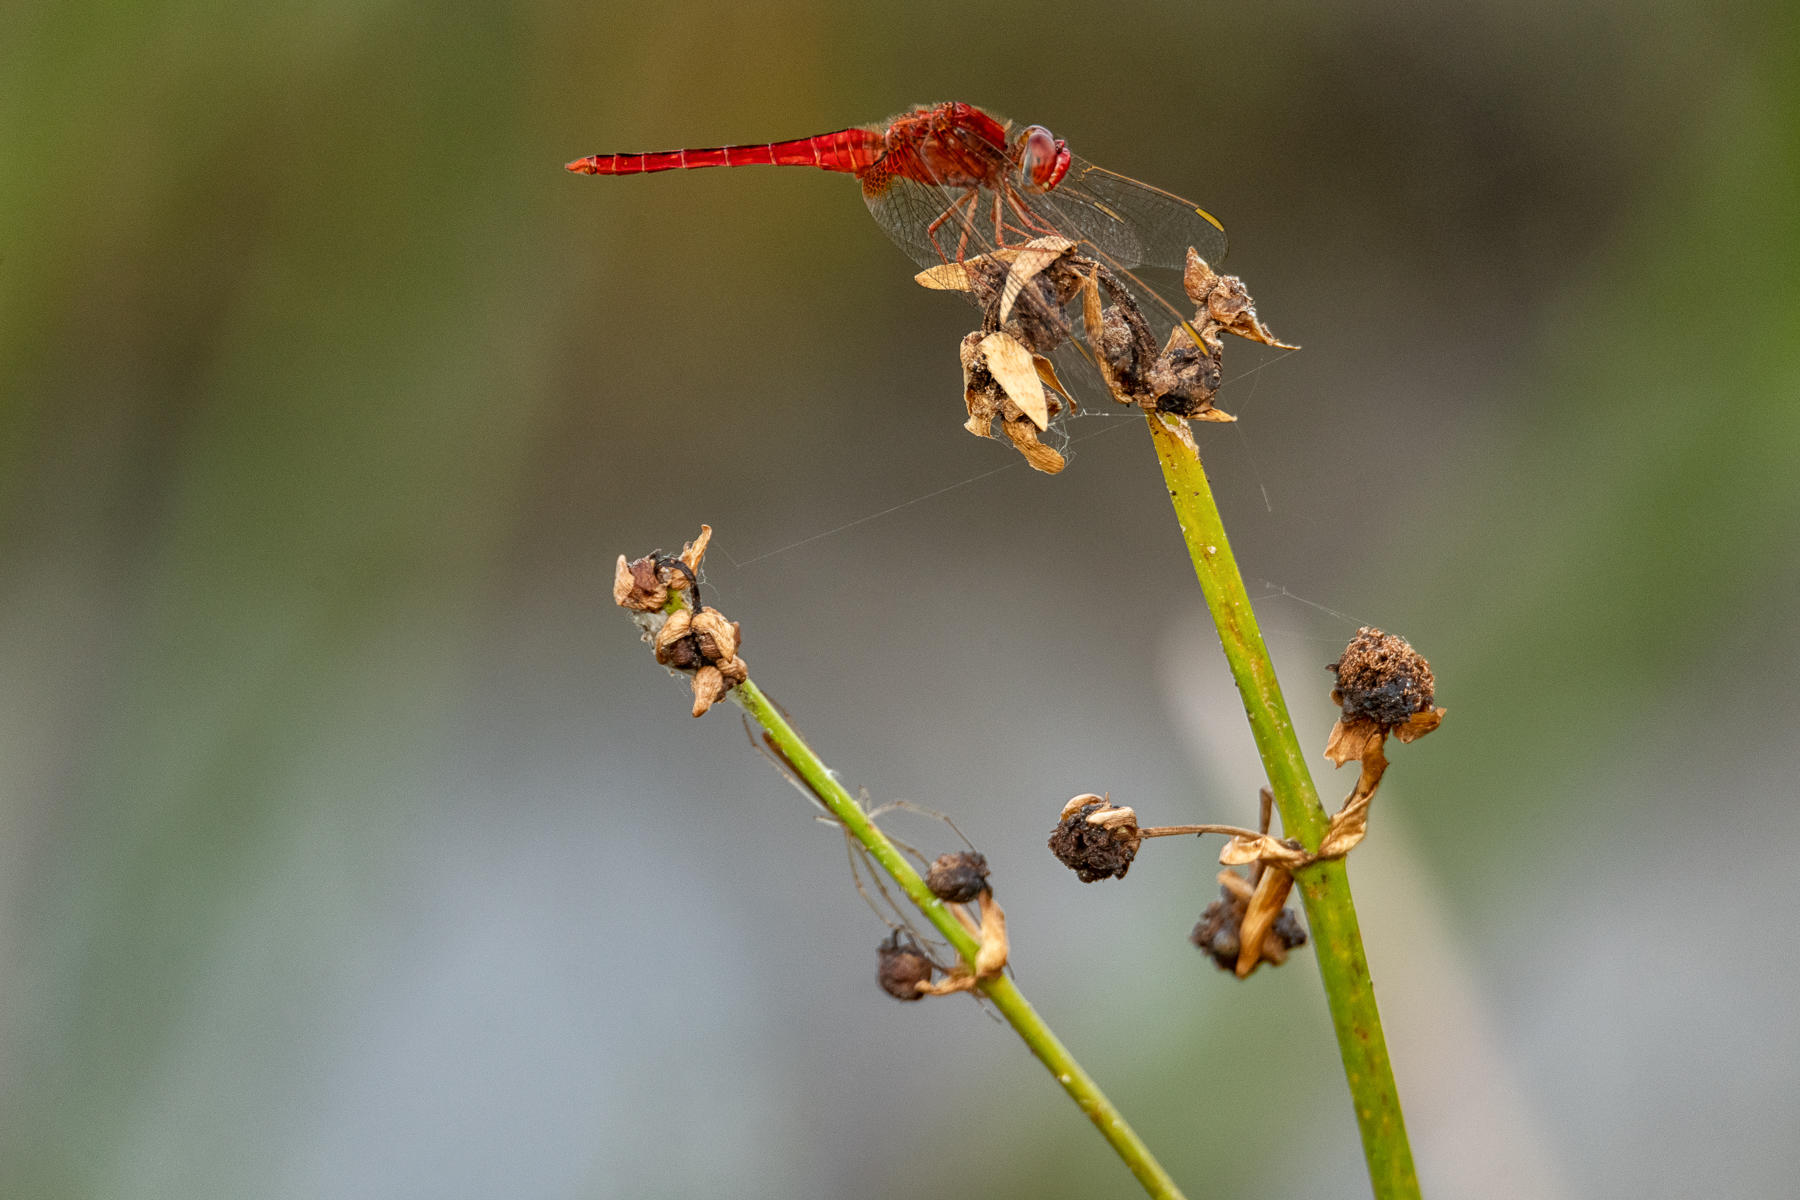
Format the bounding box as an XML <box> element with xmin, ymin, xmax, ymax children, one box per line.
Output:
<box><xmin>566</xmin><ymin>100</ymin><xmax>1227</xmax><ymax>283</ymax></box>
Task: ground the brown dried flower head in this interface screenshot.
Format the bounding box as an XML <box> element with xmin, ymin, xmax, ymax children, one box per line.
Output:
<box><xmin>958</xmin><ymin>330</ymin><xmax>1068</xmax><ymax>474</ymax></box>
<box><xmin>1048</xmin><ymin>794</ymin><xmax>1142</xmax><ymax>882</ymax></box>
<box><xmin>1328</xmin><ymin>627</ymin><xmax>1437</xmax><ymax>730</ymax></box>
<box><xmin>652</xmin><ymin>604</ymin><xmax>748</xmax><ymax>717</ymax></box>
<box><xmin>926</xmin><ymin>851</ymin><xmax>990</xmax><ymax>904</ymax></box>
<box><xmin>1190</xmin><ymin>879</ymin><xmax>1307</xmax><ymax>974</ymax></box>
<box><xmin>876</xmin><ymin>930</ymin><xmax>933</xmax><ymax>1002</ymax></box>
<box><xmin>920</xmin><ymin>240</ymin><xmax>1298</xmax><ymax>468</ymax></box>
<box><xmin>614</xmin><ymin>526</ymin><xmax>714</xmax><ymax>612</ymax></box>
<box><xmin>1182</xmin><ymin>252</ymin><xmax>1296</xmax><ymax>354</ymax></box>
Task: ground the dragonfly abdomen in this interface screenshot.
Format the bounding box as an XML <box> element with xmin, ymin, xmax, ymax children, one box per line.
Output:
<box><xmin>566</xmin><ymin>128</ymin><xmax>885</xmax><ymax>177</ymax></box>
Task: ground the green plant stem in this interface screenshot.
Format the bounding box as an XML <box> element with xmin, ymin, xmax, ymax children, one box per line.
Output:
<box><xmin>1146</xmin><ymin>412</ymin><xmax>1420</xmax><ymax>1199</ymax></box>
<box><xmin>732</xmin><ymin>677</ymin><xmax>1189</xmax><ymax>1200</ymax></box>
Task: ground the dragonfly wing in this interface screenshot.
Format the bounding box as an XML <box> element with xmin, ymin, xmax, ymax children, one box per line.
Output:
<box><xmin>863</xmin><ymin>172</ymin><xmax>1023</xmax><ymax>273</ymax></box>
<box><xmin>863</xmin><ymin>174</ymin><xmax>960</xmax><ymax>270</ymax></box>
<box><xmin>1032</xmin><ymin>156</ymin><xmax>1228</xmax><ymax>271</ymax></box>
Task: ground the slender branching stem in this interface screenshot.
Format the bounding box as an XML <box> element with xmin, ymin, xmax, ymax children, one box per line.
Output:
<box><xmin>731</xmin><ymin>677</ymin><xmax>1189</xmax><ymax>1200</ymax></box>
<box><xmin>1146</xmin><ymin>412</ymin><xmax>1421</xmax><ymax>1199</ymax></box>
<box><xmin>1138</xmin><ymin>824</ymin><xmax>1265</xmax><ymax>840</ymax></box>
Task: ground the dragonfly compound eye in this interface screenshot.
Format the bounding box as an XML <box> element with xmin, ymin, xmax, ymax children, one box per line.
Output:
<box><xmin>1018</xmin><ymin>125</ymin><xmax>1071</xmax><ymax>192</ymax></box>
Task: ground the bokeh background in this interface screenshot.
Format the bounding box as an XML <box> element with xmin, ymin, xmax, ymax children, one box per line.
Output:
<box><xmin>6</xmin><ymin>1</ymin><xmax>1798</xmax><ymax>1197</ymax></box>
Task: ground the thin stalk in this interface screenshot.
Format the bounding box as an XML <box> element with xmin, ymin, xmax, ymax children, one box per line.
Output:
<box><xmin>1146</xmin><ymin>412</ymin><xmax>1420</xmax><ymax>1199</ymax></box>
<box><xmin>733</xmin><ymin>677</ymin><xmax>1189</xmax><ymax>1200</ymax></box>
<box><xmin>1138</xmin><ymin>824</ymin><xmax>1265</xmax><ymax>840</ymax></box>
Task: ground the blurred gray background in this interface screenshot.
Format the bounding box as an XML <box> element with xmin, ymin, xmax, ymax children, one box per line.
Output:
<box><xmin>5</xmin><ymin>1</ymin><xmax>1797</xmax><ymax>1197</ymax></box>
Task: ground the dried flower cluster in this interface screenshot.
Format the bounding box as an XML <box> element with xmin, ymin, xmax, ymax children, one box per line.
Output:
<box><xmin>652</xmin><ymin>606</ymin><xmax>747</xmax><ymax>717</ymax></box>
<box><xmin>918</xmin><ymin>238</ymin><xmax>1292</xmax><ymax>473</ymax></box>
<box><xmin>1045</xmin><ymin>632</ymin><xmax>1444</xmax><ymax>977</ymax></box>
<box><xmin>877</xmin><ymin>852</ymin><xmax>1009</xmax><ymax>1001</ymax></box>
<box><xmin>1044</xmin><ymin>789</ymin><xmax>1310</xmax><ymax>976</ymax></box>
<box><xmin>1205</xmin><ymin>631</ymin><xmax>1444</xmax><ymax>975</ymax></box>
<box><xmin>957</xmin><ymin>329</ymin><xmax>1073</xmax><ymax>473</ymax></box>
<box><xmin>614</xmin><ymin>526</ymin><xmax>748</xmax><ymax>716</ymax></box>
<box><xmin>1202</xmin><ymin>790</ymin><xmax>1311</xmax><ymax>978</ymax></box>
<box><xmin>613</xmin><ymin>525</ymin><xmax>710</xmax><ymax>612</ymax></box>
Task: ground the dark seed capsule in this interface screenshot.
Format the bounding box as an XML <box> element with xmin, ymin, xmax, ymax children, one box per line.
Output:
<box><xmin>926</xmin><ymin>851</ymin><xmax>990</xmax><ymax>903</ymax></box>
<box><xmin>1328</xmin><ymin>627</ymin><xmax>1436</xmax><ymax>728</ymax></box>
<box><xmin>1048</xmin><ymin>800</ymin><xmax>1139</xmax><ymax>882</ymax></box>
<box><xmin>877</xmin><ymin>930</ymin><xmax>933</xmax><ymax>1002</ymax></box>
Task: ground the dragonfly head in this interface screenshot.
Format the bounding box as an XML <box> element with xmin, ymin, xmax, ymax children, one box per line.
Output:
<box><xmin>1016</xmin><ymin>125</ymin><xmax>1071</xmax><ymax>193</ymax></box>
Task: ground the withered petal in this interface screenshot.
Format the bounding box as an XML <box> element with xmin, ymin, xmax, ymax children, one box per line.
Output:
<box><xmin>677</xmin><ymin>525</ymin><xmax>713</xmax><ymax>576</ymax></box>
<box><xmin>916</xmin><ymin>968</ymin><xmax>980</xmax><ymax>996</ymax></box>
<box><xmin>1393</xmin><ymin>707</ymin><xmax>1446</xmax><ymax>743</ymax></box>
<box><xmin>999</xmin><ymin>416</ymin><xmax>1066</xmax><ymax>474</ymax></box>
<box><xmin>1000</xmin><ymin>237</ymin><xmax>1077</xmax><ymax>324</ymax></box>
<box><xmin>916</xmin><ymin>262</ymin><xmax>975</xmax><ymax>291</ymax></box>
<box><xmin>614</xmin><ymin>554</ymin><xmax>669</xmax><ymax>612</ymax></box>
<box><xmin>1033</xmin><ymin>354</ymin><xmax>1074</xmax><ymax>403</ymax></box>
<box><xmin>1235</xmin><ymin>864</ymin><xmax>1297</xmax><ymax>978</ymax></box>
<box><xmin>690</xmin><ymin>665</ymin><xmax>726</xmax><ymax>717</ymax></box>
<box><xmin>979</xmin><ymin>331</ymin><xmax>1051</xmax><ymax>431</ymax></box>
<box><xmin>1182</xmin><ymin>249</ymin><xmax>1221</xmax><ymax>305</ymax></box>
<box><xmin>1316</xmin><ymin>794</ymin><xmax>1371</xmax><ymax>860</ymax></box>
<box><xmin>974</xmin><ymin>892</ymin><xmax>1009</xmax><ymax>979</ymax></box>
<box><xmin>1216</xmin><ymin>868</ymin><xmax>1256</xmax><ymax>901</ymax></box>
<box><xmin>690</xmin><ymin>608</ymin><xmax>738</xmax><ymax>661</ymax></box>
<box><xmin>1219</xmin><ymin>833</ymin><xmax>1308</xmax><ymax>869</ymax></box>
<box><xmin>1086</xmin><ymin>804</ymin><xmax>1140</xmax><ymax>833</ymax></box>
<box><xmin>652</xmin><ymin>609</ymin><xmax>694</xmax><ymax>656</ymax></box>
<box><xmin>1324</xmin><ymin>717</ymin><xmax>1385</xmax><ymax>767</ymax></box>
<box><xmin>1078</xmin><ymin>270</ymin><xmax>1130</xmax><ymax>404</ymax></box>
<box><xmin>1060</xmin><ymin>792</ymin><xmax>1106</xmax><ymax>820</ymax></box>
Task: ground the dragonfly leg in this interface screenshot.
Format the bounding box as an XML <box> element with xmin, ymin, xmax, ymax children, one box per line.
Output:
<box><xmin>1003</xmin><ymin>187</ymin><xmax>1063</xmax><ymax>241</ymax></box>
<box><xmin>926</xmin><ymin>189</ymin><xmax>980</xmax><ymax>262</ymax></box>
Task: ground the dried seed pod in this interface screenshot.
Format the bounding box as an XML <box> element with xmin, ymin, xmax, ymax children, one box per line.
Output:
<box><xmin>1328</xmin><ymin>627</ymin><xmax>1436</xmax><ymax>729</ymax></box>
<box><xmin>1182</xmin><ymin>252</ymin><xmax>1295</xmax><ymax>352</ymax></box>
<box><xmin>926</xmin><ymin>851</ymin><xmax>990</xmax><ymax>903</ymax></box>
<box><xmin>1098</xmin><ymin>304</ymin><xmax>1152</xmax><ymax>396</ymax></box>
<box><xmin>876</xmin><ymin>930</ymin><xmax>933</xmax><ymax>1002</ymax></box>
<box><xmin>1146</xmin><ymin>327</ymin><xmax>1229</xmax><ymax>420</ymax></box>
<box><xmin>615</xmin><ymin>527</ymin><xmax>715</xmax><ymax>612</ymax></box>
<box><xmin>960</xmin><ymin>330</ymin><xmax>1004</xmax><ymax>436</ymax></box>
<box><xmin>651</xmin><ymin>604</ymin><xmax>747</xmax><ymax>716</ymax></box>
<box><xmin>652</xmin><ymin>610</ymin><xmax>699</xmax><ymax>666</ymax></box>
<box><xmin>997</xmin><ymin>254</ymin><xmax>1079</xmax><ymax>356</ymax></box>
<box><xmin>959</xmin><ymin>331</ymin><xmax>1067</xmax><ymax>474</ymax></box>
<box><xmin>1048</xmin><ymin>794</ymin><xmax>1141</xmax><ymax>882</ymax></box>
<box><xmin>1190</xmin><ymin>882</ymin><xmax>1308</xmax><ymax>974</ymax></box>
<box><xmin>688</xmin><ymin>608</ymin><xmax>740</xmax><ymax>663</ymax></box>
<box><xmin>1190</xmin><ymin>892</ymin><xmax>1244</xmax><ymax>971</ymax></box>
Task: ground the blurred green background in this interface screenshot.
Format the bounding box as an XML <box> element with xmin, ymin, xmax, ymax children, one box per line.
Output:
<box><xmin>5</xmin><ymin>1</ymin><xmax>1798</xmax><ymax>1197</ymax></box>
